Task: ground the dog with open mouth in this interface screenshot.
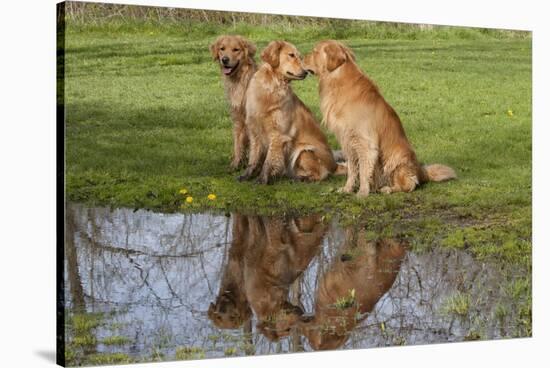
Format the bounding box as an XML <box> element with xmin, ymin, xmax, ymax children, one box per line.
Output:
<box><xmin>239</xmin><ymin>40</ymin><xmax>346</xmax><ymax>184</ymax></box>
<box><xmin>210</xmin><ymin>35</ymin><xmax>258</xmax><ymax>170</ymax></box>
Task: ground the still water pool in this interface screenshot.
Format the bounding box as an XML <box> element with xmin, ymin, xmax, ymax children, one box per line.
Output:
<box><xmin>62</xmin><ymin>203</ymin><xmax>530</xmax><ymax>365</ymax></box>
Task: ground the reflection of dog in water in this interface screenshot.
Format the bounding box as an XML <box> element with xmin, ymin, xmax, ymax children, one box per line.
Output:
<box><xmin>208</xmin><ymin>214</ymin><xmax>253</xmax><ymax>329</ymax></box>
<box><xmin>299</xmin><ymin>229</ymin><xmax>408</xmax><ymax>350</ymax></box>
<box><xmin>208</xmin><ymin>213</ymin><xmax>326</xmax><ymax>341</ymax></box>
<box><xmin>244</xmin><ymin>215</ymin><xmax>326</xmax><ymax>341</ymax></box>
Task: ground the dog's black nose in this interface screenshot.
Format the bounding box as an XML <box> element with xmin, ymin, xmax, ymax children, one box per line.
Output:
<box><xmin>221</xmin><ymin>56</ymin><xmax>229</xmax><ymax>64</ymax></box>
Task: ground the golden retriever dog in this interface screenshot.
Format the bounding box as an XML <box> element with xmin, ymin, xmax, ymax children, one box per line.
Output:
<box><xmin>239</xmin><ymin>40</ymin><xmax>346</xmax><ymax>184</ymax></box>
<box><xmin>210</xmin><ymin>35</ymin><xmax>257</xmax><ymax>169</ymax></box>
<box><xmin>304</xmin><ymin>40</ymin><xmax>456</xmax><ymax>196</ymax></box>
<box><xmin>243</xmin><ymin>215</ymin><xmax>326</xmax><ymax>340</ymax></box>
<box><xmin>207</xmin><ymin>214</ymin><xmax>252</xmax><ymax>329</ymax></box>
<box><xmin>299</xmin><ymin>230</ymin><xmax>407</xmax><ymax>350</ymax></box>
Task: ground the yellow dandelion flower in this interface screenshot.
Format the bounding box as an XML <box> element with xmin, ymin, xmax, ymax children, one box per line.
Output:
<box><xmin>207</xmin><ymin>194</ymin><xmax>217</xmax><ymax>201</ymax></box>
<box><xmin>507</xmin><ymin>109</ymin><xmax>514</xmax><ymax>117</ymax></box>
<box><xmin>179</xmin><ymin>188</ymin><xmax>188</xmax><ymax>195</ymax></box>
<box><xmin>186</xmin><ymin>196</ymin><xmax>193</xmax><ymax>203</ymax></box>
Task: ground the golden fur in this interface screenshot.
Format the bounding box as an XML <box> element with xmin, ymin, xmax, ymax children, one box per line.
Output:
<box><xmin>304</xmin><ymin>40</ymin><xmax>456</xmax><ymax>196</ymax></box>
<box><xmin>207</xmin><ymin>214</ymin><xmax>252</xmax><ymax>329</ymax></box>
<box><xmin>300</xmin><ymin>231</ymin><xmax>408</xmax><ymax>350</ymax></box>
<box><xmin>243</xmin><ymin>215</ymin><xmax>326</xmax><ymax>340</ymax></box>
<box><xmin>210</xmin><ymin>35</ymin><xmax>257</xmax><ymax>169</ymax></box>
<box><xmin>240</xmin><ymin>40</ymin><xmax>346</xmax><ymax>184</ymax></box>
<box><xmin>208</xmin><ymin>213</ymin><xmax>327</xmax><ymax>340</ymax></box>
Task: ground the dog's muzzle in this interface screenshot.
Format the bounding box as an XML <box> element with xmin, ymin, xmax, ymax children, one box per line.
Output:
<box><xmin>286</xmin><ymin>71</ymin><xmax>308</xmax><ymax>80</ymax></box>
<box><xmin>221</xmin><ymin>60</ymin><xmax>239</xmax><ymax>76</ymax></box>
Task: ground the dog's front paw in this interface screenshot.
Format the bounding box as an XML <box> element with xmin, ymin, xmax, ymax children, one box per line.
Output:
<box><xmin>229</xmin><ymin>159</ymin><xmax>242</xmax><ymax>171</ymax></box>
<box><xmin>337</xmin><ymin>186</ymin><xmax>354</xmax><ymax>194</ymax></box>
<box><xmin>356</xmin><ymin>186</ymin><xmax>370</xmax><ymax>197</ymax></box>
<box><xmin>256</xmin><ymin>175</ymin><xmax>272</xmax><ymax>185</ymax></box>
<box><xmin>379</xmin><ymin>186</ymin><xmax>392</xmax><ymax>195</ymax></box>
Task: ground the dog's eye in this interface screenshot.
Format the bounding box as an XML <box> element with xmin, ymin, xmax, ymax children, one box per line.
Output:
<box><xmin>233</xmin><ymin>48</ymin><xmax>240</xmax><ymax>52</ymax></box>
<box><xmin>289</xmin><ymin>53</ymin><xmax>295</xmax><ymax>58</ymax></box>
<box><xmin>220</xmin><ymin>47</ymin><xmax>225</xmax><ymax>51</ymax></box>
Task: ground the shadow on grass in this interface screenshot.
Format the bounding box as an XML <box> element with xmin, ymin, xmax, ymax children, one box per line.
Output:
<box><xmin>65</xmin><ymin>100</ymin><xmax>233</xmax><ymax>177</ymax></box>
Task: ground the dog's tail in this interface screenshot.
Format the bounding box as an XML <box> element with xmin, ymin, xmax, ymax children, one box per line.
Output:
<box><xmin>419</xmin><ymin>164</ymin><xmax>457</xmax><ymax>183</ymax></box>
<box><xmin>334</xmin><ymin>162</ymin><xmax>347</xmax><ymax>176</ymax></box>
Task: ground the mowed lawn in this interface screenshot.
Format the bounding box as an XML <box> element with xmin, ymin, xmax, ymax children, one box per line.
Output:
<box><xmin>63</xmin><ymin>22</ymin><xmax>531</xmax><ymax>239</ymax></box>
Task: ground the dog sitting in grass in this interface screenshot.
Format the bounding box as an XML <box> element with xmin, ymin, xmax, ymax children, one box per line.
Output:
<box><xmin>210</xmin><ymin>35</ymin><xmax>258</xmax><ymax>170</ymax></box>
<box><xmin>239</xmin><ymin>40</ymin><xmax>346</xmax><ymax>184</ymax></box>
<box><xmin>304</xmin><ymin>40</ymin><xmax>456</xmax><ymax>196</ymax></box>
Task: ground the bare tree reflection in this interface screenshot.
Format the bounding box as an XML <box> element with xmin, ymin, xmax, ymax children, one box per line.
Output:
<box><xmin>63</xmin><ymin>203</ymin><xmax>527</xmax><ymax>363</ymax></box>
<box><xmin>65</xmin><ymin>204</ymin><xmax>85</xmax><ymax>312</ymax></box>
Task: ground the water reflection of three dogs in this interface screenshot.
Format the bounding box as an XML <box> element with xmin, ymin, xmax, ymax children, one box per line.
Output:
<box><xmin>208</xmin><ymin>214</ymin><xmax>407</xmax><ymax>350</ymax></box>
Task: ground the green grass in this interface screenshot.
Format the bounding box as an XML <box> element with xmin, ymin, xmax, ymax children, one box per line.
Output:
<box><xmin>175</xmin><ymin>346</ymin><xmax>206</xmax><ymax>360</ymax></box>
<box><xmin>71</xmin><ymin>312</ymin><xmax>103</xmax><ymax>334</ymax></box>
<box><xmin>86</xmin><ymin>353</ymin><xmax>133</xmax><ymax>365</ymax></box>
<box><xmin>65</xmin><ymin>312</ymin><xmax>105</xmax><ymax>366</ymax></box>
<box><xmin>333</xmin><ymin>289</ymin><xmax>357</xmax><ymax>310</ymax></box>
<box><xmin>223</xmin><ymin>347</ymin><xmax>237</xmax><ymax>357</ymax></box>
<box><xmin>442</xmin><ymin>292</ymin><xmax>471</xmax><ymax>317</ymax></box>
<box><xmin>62</xmin><ymin>20</ymin><xmax>531</xmax><ymax>266</ymax></box>
<box><xmin>65</xmin><ymin>312</ymin><xmax>138</xmax><ymax>366</ymax></box>
<box><xmin>101</xmin><ymin>335</ymin><xmax>132</xmax><ymax>346</ymax></box>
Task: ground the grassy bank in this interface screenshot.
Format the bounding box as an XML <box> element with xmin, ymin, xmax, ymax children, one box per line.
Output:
<box><xmin>62</xmin><ymin>19</ymin><xmax>531</xmax><ymax>263</ymax></box>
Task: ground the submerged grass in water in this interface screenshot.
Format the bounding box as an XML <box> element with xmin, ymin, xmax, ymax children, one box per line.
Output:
<box><xmin>333</xmin><ymin>289</ymin><xmax>357</xmax><ymax>310</ymax></box>
<box><xmin>101</xmin><ymin>335</ymin><xmax>132</xmax><ymax>346</ymax></box>
<box><xmin>442</xmin><ymin>293</ymin><xmax>471</xmax><ymax>316</ymax></box>
<box><xmin>175</xmin><ymin>346</ymin><xmax>206</xmax><ymax>360</ymax></box>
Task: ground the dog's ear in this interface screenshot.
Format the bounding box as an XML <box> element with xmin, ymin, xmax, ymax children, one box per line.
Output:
<box><xmin>209</xmin><ymin>36</ymin><xmax>223</xmax><ymax>61</ymax></box>
<box><xmin>341</xmin><ymin>43</ymin><xmax>356</xmax><ymax>62</ymax></box>
<box><xmin>261</xmin><ymin>41</ymin><xmax>284</xmax><ymax>68</ymax></box>
<box><xmin>239</xmin><ymin>36</ymin><xmax>257</xmax><ymax>59</ymax></box>
<box><xmin>324</xmin><ymin>42</ymin><xmax>352</xmax><ymax>72</ymax></box>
